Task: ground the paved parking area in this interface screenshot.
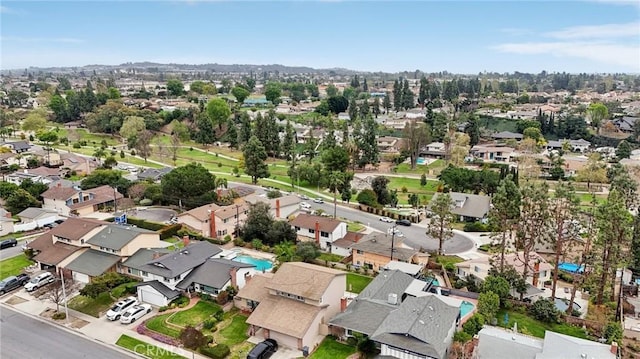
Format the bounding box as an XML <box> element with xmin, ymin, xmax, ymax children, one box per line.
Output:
<box><xmin>128</xmin><ymin>207</ymin><xmax>176</xmax><ymax>223</ymax></box>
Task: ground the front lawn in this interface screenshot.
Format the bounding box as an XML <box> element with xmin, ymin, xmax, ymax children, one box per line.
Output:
<box><xmin>146</xmin><ymin>313</ymin><xmax>182</xmax><ymax>338</ymax></box>
<box><xmin>309</xmin><ymin>337</ymin><xmax>356</xmax><ymax>359</ymax></box>
<box><xmin>116</xmin><ymin>334</ymin><xmax>185</xmax><ymax>359</ymax></box>
<box><xmin>168</xmin><ymin>301</ymin><xmax>221</xmax><ymax>327</ymax></box>
<box><xmin>218</xmin><ymin>315</ymin><xmax>249</xmax><ymax>346</ymax></box>
<box><xmin>318</xmin><ymin>253</ymin><xmax>344</xmax><ymax>263</ymax></box>
<box><xmin>0</xmin><ymin>253</ymin><xmax>33</xmax><ymax>280</ymax></box>
<box><xmin>347</xmin><ymin>273</ymin><xmax>373</xmax><ymax>294</ymax></box>
<box><xmin>67</xmin><ymin>292</ymin><xmax>115</xmax><ymax>318</ymax></box>
<box><xmin>346</xmin><ymin>221</ymin><xmax>365</xmax><ymax>232</ymax></box>
<box><xmin>497</xmin><ymin>309</ymin><xmax>589</xmax><ymax>339</ymax></box>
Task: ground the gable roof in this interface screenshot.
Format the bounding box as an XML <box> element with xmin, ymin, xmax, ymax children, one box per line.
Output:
<box><xmin>65</xmin><ymin>249</ymin><xmax>121</xmax><ymax>276</ymax></box>
<box><xmin>178</xmin><ymin>203</ymin><xmax>221</xmax><ymax>222</ymax></box>
<box><xmin>41</xmin><ymin>185</ymin><xmax>78</xmax><ymax>201</ymax></box>
<box><xmin>370</xmin><ymin>296</ymin><xmax>460</xmax><ymax>359</ymax></box>
<box><xmin>476</xmin><ymin>326</ymin><xmax>544</xmax><ymax>359</ymax></box>
<box><xmin>136</xmin><ymin>280</ymin><xmax>181</xmax><ymax>300</ymax></box>
<box><xmin>33</xmin><ymin>241</ymin><xmax>80</xmax><ymax>266</ymax></box>
<box><xmin>47</xmin><ymin>217</ymin><xmax>107</xmax><ymax>241</ymax></box>
<box><xmin>87</xmin><ymin>225</ymin><xmax>155</xmax><ymax>250</ymax></box>
<box><xmin>123</xmin><ymin>241</ymin><xmax>222</xmax><ymax>278</ymax></box>
<box><xmin>265</xmin><ymin>262</ymin><xmax>344</xmax><ymax>301</ymax></box>
<box><xmin>5</xmin><ymin>140</ymin><xmax>31</xmax><ymax>151</ymax></box>
<box><xmin>492</xmin><ymin>131</ymin><xmax>524</xmax><ymax>139</ymax></box>
<box><xmin>176</xmin><ymin>258</ymin><xmax>254</xmax><ymax>290</ymax></box>
<box><xmin>69</xmin><ymin>185</ymin><xmax>124</xmax><ymax>210</ymax></box>
<box><xmin>432</xmin><ymin>192</ymin><xmax>491</xmax><ymax>219</ymax></box>
<box><xmin>137</xmin><ymin>167</ymin><xmax>172</xmax><ymax>180</ymax></box>
<box><xmin>246</xmin><ymin>296</ymin><xmax>323</xmax><ymax>338</ymax></box>
<box><xmin>332</xmin><ymin>231</ymin><xmax>364</xmax><ymax>249</ymax></box>
<box><xmin>290</xmin><ymin>213</ymin><xmax>343</xmax><ymax>233</ymax></box>
<box><xmin>351</xmin><ymin>233</ymin><xmax>417</xmax><ymax>262</ymax></box>
<box><xmin>17</xmin><ymin>207</ymin><xmax>57</xmax><ymax>219</ymax></box>
<box><xmin>538</xmin><ymin>331</ymin><xmax>616</xmax><ymax>359</ymax></box>
<box><xmin>235</xmin><ymin>273</ymin><xmax>274</xmax><ymax>303</ymax></box>
<box><xmin>456</xmin><ymin>252</ymin><xmax>552</xmax><ymax>280</ymax></box>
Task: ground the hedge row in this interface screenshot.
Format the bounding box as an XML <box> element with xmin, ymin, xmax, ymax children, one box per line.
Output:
<box><xmin>199</xmin><ymin>344</ymin><xmax>230</xmax><ymax>359</ymax></box>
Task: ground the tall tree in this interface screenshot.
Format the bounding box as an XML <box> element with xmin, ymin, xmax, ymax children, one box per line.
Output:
<box><xmin>576</xmin><ymin>153</ymin><xmax>607</xmax><ymax>191</ymax></box>
<box><xmin>281</xmin><ymin>121</ymin><xmax>296</xmax><ymax>161</ymax></box>
<box><xmin>243</xmin><ymin>136</ymin><xmax>269</xmax><ymax>184</ymax></box>
<box><xmin>392</xmin><ymin>79</ymin><xmax>402</xmax><ymax>111</ymax></box>
<box><xmin>382</xmin><ymin>94</ymin><xmax>391</xmax><ymax>114</ymax></box>
<box><xmin>357</xmin><ymin>117</ymin><xmax>379</xmax><ymax>168</ymax></box>
<box><xmin>135</xmin><ymin>130</ymin><xmax>153</xmax><ymax>163</ymax></box>
<box><xmin>427</xmin><ymin>193</ymin><xmax>454</xmax><ymax>255</ymax></box>
<box><xmin>587</xmin><ymin>102</ymin><xmax>608</xmax><ymax>129</ymax></box>
<box><xmin>464</xmin><ymin>115</ymin><xmax>480</xmax><ymax>147</ymax></box>
<box><xmin>22</xmin><ymin>109</ymin><xmax>48</xmax><ymax>132</ymax></box>
<box><xmin>328</xmin><ymin>171</ymin><xmax>345</xmax><ymax>218</ymax></box>
<box><xmin>372</xmin><ymin>98</ymin><xmax>380</xmax><ymax>118</ymax></box>
<box><xmin>264</xmin><ymin>82</ymin><xmax>282</xmax><ymax>105</ymax></box>
<box><xmin>195</xmin><ymin>112</ymin><xmax>215</xmax><ymax>145</ymax></box>
<box><xmin>166</xmin><ymin>79</ymin><xmax>184</xmax><ymax>97</ymax></box>
<box><xmin>231</xmin><ymin>86</ymin><xmax>251</xmax><ymax>105</ymax></box>
<box><xmin>402</xmin><ymin>120</ymin><xmax>431</xmax><ymax>169</ymax></box>
<box><xmin>206</xmin><ymin>98</ymin><xmax>231</xmax><ymax>131</ymax></box>
<box><xmin>489</xmin><ymin>176</ymin><xmax>521</xmax><ymax>272</ymax></box>
<box><xmin>402</xmin><ymin>79</ymin><xmax>414</xmax><ymax>110</ymax></box>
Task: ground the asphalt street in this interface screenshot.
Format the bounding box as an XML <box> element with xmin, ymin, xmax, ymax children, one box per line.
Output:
<box><xmin>0</xmin><ymin>306</ymin><xmax>133</xmax><ymax>359</ymax></box>
<box><xmin>0</xmin><ymin>243</ymin><xmax>24</xmax><ymax>260</ymax></box>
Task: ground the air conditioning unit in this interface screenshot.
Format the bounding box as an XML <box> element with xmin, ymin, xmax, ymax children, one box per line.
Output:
<box><xmin>388</xmin><ymin>293</ymin><xmax>398</xmax><ymax>305</ymax></box>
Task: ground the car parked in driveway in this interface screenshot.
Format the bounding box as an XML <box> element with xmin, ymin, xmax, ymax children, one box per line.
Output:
<box><xmin>106</xmin><ymin>296</ymin><xmax>139</xmax><ymax>321</ymax></box>
<box><xmin>0</xmin><ymin>274</ymin><xmax>29</xmax><ymax>295</ymax></box>
<box><xmin>247</xmin><ymin>339</ymin><xmax>278</xmax><ymax>359</ymax></box>
<box><xmin>0</xmin><ymin>238</ymin><xmax>17</xmax><ymax>250</ymax></box>
<box><xmin>120</xmin><ymin>304</ymin><xmax>152</xmax><ymax>324</ymax></box>
<box><xmin>396</xmin><ymin>219</ymin><xmax>412</xmax><ymax>226</ymax></box>
<box><xmin>24</xmin><ymin>272</ymin><xmax>55</xmax><ymax>292</ymax></box>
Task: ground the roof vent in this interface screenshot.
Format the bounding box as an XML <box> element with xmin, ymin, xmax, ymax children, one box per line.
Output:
<box><xmin>387</xmin><ymin>293</ymin><xmax>398</xmax><ymax>305</ymax></box>
<box><xmin>580</xmin><ymin>355</ymin><xmax>587</xmax><ymax>359</ymax></box>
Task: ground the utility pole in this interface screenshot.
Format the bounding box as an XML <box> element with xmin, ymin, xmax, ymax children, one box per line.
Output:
<box><xmin>59</xmin><ymin>268</ymin><xmax>69</xmax><ymax>325</ymax></box>
<box><xmin>390</xmin><ymin>223</ymin><xmax>397</xmax><ymax>261</ymax></box>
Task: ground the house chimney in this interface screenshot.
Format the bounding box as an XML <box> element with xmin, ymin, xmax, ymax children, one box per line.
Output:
<box><xmin>5</xmin><ymin>212</ymin><xmax>11</xmax><ymax>219</ymax></box>
<box><xmin>209</xmin><ymin>210</ymin><xmax>217</xmax><ymax>238</ymax></box>
<box><xmin>532</xmin><ymin>261</ymin><xmax>540</xmax><ymax>287</ymax></box>
<box><xmin>230</xmin><ymin>267</ymin><xmax>238</xmax><ymax>288</ymax></box>
<box><xmin>315</xmin><ymin>221</ymin><xmax>320</xmax><ymax>244</ymax></box>
<box><xmin>182</xmin><ymin>235</ymin><xmax>189</xmax><ymax>247</ymax></box>
<box><xmin>152</xmin><ymin>251</ymin><xmax>161</xmax><ymax>259</ymax></box>
<box><xmin>340</xmin><ymin>297</ymin><xmax>347</xmax><ymax>312</ymax></box>
<box><xmin>611</xmin><ymin>342</ymin><xmax>619</xmax><ymax>355</ymax></box>
<box><xmin>275</xmin><ymin>199</ymin><xmax>281</xmax><ymax>218</ymax></box>
<box><xmin>245</xmin><ymin>272</ymin><xmax>252</xmax><ymax>282</ymax></box>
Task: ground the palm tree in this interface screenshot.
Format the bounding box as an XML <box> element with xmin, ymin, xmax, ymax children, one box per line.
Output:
<box><xmin>327</xmin><ymin>171</ymin><xmax>345</xmax><ymax>218</ymax></box>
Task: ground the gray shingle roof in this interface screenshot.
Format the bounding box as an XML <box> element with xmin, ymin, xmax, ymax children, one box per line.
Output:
<box><xmin>359</xmin><ymin>270</ymin><xmax>415</xmax><ymax>303</ymax></box>
<box><xmin>351</xmin><ymin>233</ymin><xmax>417</xmax><ymax>262</ymax></box>
<box><xmin>123</xmin><ymin>241</ymin><xmax>222</xmax><ymax>278</ymax></box>
<box><xmin>87</xmin><ymin>225</ymin><xmax>155</xmax><ymax>250</ymax></box>
<box><xmin>432</xmin><ymin>192</ymin><xmax>491</xmax><ymax>220</ymax></box>
<box><xmin>176</xmin><ymin>258</ymin><xmax>254</xmax><ymax>290</ymax></box>
<box><xmin>370</xmin><ymin>296</ymin><xmax>460</xmax><ymax>359</ymax></box>
<box><xmin>65</xmin><ymin>249</ymin><xmax>121</xmax><ymax>277</ymax></box>
<box><xmin>136</xmin><ymin>280</ymin><xmax>181</xmax><ymax>300</ymax></box>
<box><xmin>17</xmin><ymin>207</ymin><xmax>57</xmax><ymax>219</ymax></box>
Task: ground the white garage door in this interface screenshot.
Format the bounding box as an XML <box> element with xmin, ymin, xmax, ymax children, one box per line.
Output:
<box><xmin>138</xmin><ymin>287</ymin><xmax>167</xmax><ymax>307</ymax></box>
<box><xmin>269</xmin><ymin>331</ymin><xmax>300</xmax><ymax>350</ymax></box>
<box><xmin>73</xmin><ymin>272</ymin><xmax>89</xmax><ymax>284</ymax></box>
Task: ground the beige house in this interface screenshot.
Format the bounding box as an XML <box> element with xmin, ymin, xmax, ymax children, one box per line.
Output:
<box><xmin>455</xmin><ymin>252</ymin><xmax>552</xmax><ymax>290</ymax></box>
<box><xmin>41</xmin><ymin>184</ymin><xmax>123</xmax><ymax>217</ymax></box>
<box><xmin>351</xmin><ymin>232</ymin><xmax>428</xmax><ymax>273</ymax></box>
<box><xmin>244</xmin><ymin>194</ymin><xmax>301</xmax><ymax>220</ymax></box>
<box><xmin>236</xmin><ymin>262</ymin><xmax>346</xmax><ymax>350</ymax></box>
<box><xmin>177</xmin><ymin>202</ymin><xmax>249</xmax><ymax>238</ymax></box>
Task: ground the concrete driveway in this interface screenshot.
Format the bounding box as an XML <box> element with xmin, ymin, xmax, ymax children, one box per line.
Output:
<box><xmin>129</xmin><ymin>207</ymin><xmax>176</xmax><ymax>223</ymax></box>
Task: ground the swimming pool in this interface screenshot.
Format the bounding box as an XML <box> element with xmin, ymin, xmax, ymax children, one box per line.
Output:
<box><xmin>558</xmin><ymin>262</ymin><xmax>584</xmax><ymax>274</ymax></box>
<box><xmin>233</xmin><ymin>255</ymin><xmax>273</xmax><ymax>271</ymax></box>
<box><xmin>554</xmin><ymin>298</ymin><xmax>581</xmax><ymax>312</ymax></box>
<box><xmin>460</xmin><ymin>301</ymin><xmax>475</xmax><ymax>317</ymax></box>
<box><xmin>416</xmin><ymin>158</ymin><xmax>427</xmax><ymax>165</ymax></box>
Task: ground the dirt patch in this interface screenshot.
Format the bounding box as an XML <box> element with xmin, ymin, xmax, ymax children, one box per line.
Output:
<box><xmin>5</xmin><ymin>296</ymin><xmax>27</xmax><ymax>305</ymax></box>
<box><xmin>40</xmin><ymin>307</ymin><xmax>58</xmax><ymax>319</ymax></box>
<box><xmin>39</xmin><ymin>307</ymin><xmax>87</xmax><ymax>327</ymax></box>
<box><xmin>68</xmin><ymin>317</ymin><xmax>90</xmax><ymax>329</ymax></box>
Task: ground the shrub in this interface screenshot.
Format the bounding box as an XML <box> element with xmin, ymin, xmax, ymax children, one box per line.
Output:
<box><xmin>199</xmin><ymin>344</ymin><xmax>230</xmax><ymax>359</ymax></box>
<box><xmin>159</xmin><ymin>224</ymin><xmax>183</xmax><ymax>240</ymax></box>
<box><xmin>139</xmin><ymin>198</ymin><xmax>153</xmax><ymax>206</ymax></box>
<box><xmin>464</xmin><ymin>222</ymin><xmax>490</xmax><ymax>232</ymax></box>
<box><xmin>52</xmin><ymin>312</ymin><xmax>66</xmax><ymax>320</ymax></box>
<box><xmin>216</xmin><ymin>291</ymin><xmax>229</xmax><ymax>305</ymax></box>
<box><xmin>158</xmin><ymin>306</ymin><xmax>169</xmax><ymax>312</ymax></box>
<box><xmin>462</xmin><ymin>313</ymin><xmax>485</xmax><ymax>336</ymax></box>
<box><xmin>171</xmin><ymin>296</ymin><xmax>189</xmax><ymax>308</ymax></box>
<box><xmin>529</xmin><ymin>299</ymin><xmax>559</xmax><ymax>323</ymax></box>
<box><xmin>604</xmin><ymin>321</ymin><xmax>623</xmax><ymax>344</ymax></box>
<box><xmin>203</xmin><ymin>319</ymin><xmax>217</xmax><ymax>330</ymax></box>
<box><xmin>356</xmin><ymin>189</ymin><xmax>378</xmax><ymax>207</ymax></box>
<box><xmin>453</xmin><ymin>331</ymin><xmax>472</xmax><ymax>343</ymax></box>
<box><xmin>73</xmin><ymin>142</ymin><xmax>82</xmax><ymax>149</ymax></box>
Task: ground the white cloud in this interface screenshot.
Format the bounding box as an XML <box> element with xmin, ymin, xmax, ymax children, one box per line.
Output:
<box><xmin>0</xmin><ymin>5</ymin><xmax>12</xmax><ymax>13</ymax></box>
<box><xmin>492</xmin><ymin>41</ymin><xmax>640</xmax><ymax>71</ymax></box>
<box><xmin>0</xmin><ymin>36</ymin><xmax>84</xmax><ymax>44</ymax></box>
<box><xmin>546</xmin><ymin>22</ymin><xmax>640</xmax><ymax>39</ymax></box>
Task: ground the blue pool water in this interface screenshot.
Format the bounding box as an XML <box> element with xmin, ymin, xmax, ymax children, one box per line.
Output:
<box><xmin>233</xmin><ymin>255</ymin><xmax>273</xmax><ymax>271</ymax></box>
<box><xmin>558</xmin><ymin>262</ymin><xmax>584</xmax><ymax>274</ymax></box>
<box><xmin>431</xmin><ymin>278</ymin><xmax>440</xmax><ymax>287</ymax></box>
<box><xmin>460</xmin><ymin>301</ymin><xmax>475</xmax><ymax>317</ymax></box>
<box><xmin>416</xmin><ymin>158</ymin><xmax>427</xmax><ymax>165</ymax></box>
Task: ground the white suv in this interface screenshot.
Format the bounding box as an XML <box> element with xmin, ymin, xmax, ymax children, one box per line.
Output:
<box><xmin>106</xmin><ymin>296</ymin><xmax>139</xmax><ymax>321</ymax></box>
<box><xmin>24</xmin><ymin>272</ymin><xmax>55</xmax><ymax>292</ymax></box>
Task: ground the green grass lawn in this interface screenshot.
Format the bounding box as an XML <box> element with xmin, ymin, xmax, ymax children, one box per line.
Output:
<box><xmin>346</xmin><ymin>221</ymin><xmax>365</xmax><ymax>232</ymax></box>
<box><xmin>0</xmin><ymin>254</ymin><xmax>33</xmax><ymax>280</ymax></box>
<box><xmin>168</xmin><ymin>301</ymin><xmax>221</xmax><ymax>328</ymax></box>
<box><xmin>387</xmin><ymin>177</ymin><xmax>439</xmax><ymax>205</ymax></box>
<box><xmin>497</xmin><ymin>309</ymin><xmax>589</xmax><ymax>339</ymax></box>
<box><xmin>67</xmin><ymin>292</ymin><xmax>115</xmax><ymax>318</ymax></box>
<box><xmin>435</xmin><ymin>255</ymin><xmax>465</xmax><ymax>267</ymax></box>
<box><xmin>116</xmin><ymin>335</ymin><xmax>185</xmax><ymax>359</ymax></box>
<box><xmin>309</xmin><ymin>337</ymin><xmax>356</xmax><ymax>359</ymax></box>
<box><xmin>218</xmin><ymin>315</ymin><xmax>249</xmax><ymax>346</ymax></box>
<box><xmin>146</xmin><ymin>314</ymin><xmax>182</xmax><ymax>338</ymax></box>
<box><xmin>347</xmin><ymin>273</ymin><xmax>373</xmax><ymax>294</ymax></box>
<box><xmin>395</xmin><ymin>160</ymin><xmax>445</xmax><ymax>175</ymax></box>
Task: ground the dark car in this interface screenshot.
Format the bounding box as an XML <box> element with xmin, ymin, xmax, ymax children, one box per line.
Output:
<box><xmin>0</xmin><ymin>238</ymin><xmax>17</xmax><ymax>250</ymax></box>
<box><xmin>0</xmin><ymin>276</ymin><xmax>23</xmax><ymax>294</ymax></box>
<box><xmin>247</xmin><ymin>339</ymin><xmax>278</xmax><ymax>359</ymax></box>
<box><xmin>15</xmin><ymin>273</ymin><xmax>31</xmax><ymax>286</ymax></box>
<box><xmin>396</xmin><ymin>219</ymin><xmax>412</xmax><ymax>226</ymax></box>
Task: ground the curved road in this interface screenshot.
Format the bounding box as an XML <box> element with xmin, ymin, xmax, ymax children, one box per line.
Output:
<box><xmin>0</xmin><ymin>306</ymin><xmax>133</xmax><ymax>359</ymax></box>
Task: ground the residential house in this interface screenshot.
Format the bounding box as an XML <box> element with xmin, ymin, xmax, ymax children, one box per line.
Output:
<box><xmin>492</xmin><ymin>131</ymin><xmax>523</xmax><ymax>141</ymax></box>
<box><xmin>6</xmin><ymin>171</ymin><xmax>50</xmax><ymax>186</ymax></box>
<box><xmin>611</xmin><ymin>116</ymin><xmax>638</xmax><ymax>133</ymax></box>
<box><xmin>137</xmin><ymin>167</ymin><xmax>172</xmax><ymax>182</ymax></box>
<box><xmin>476</xmin><ymin>326</ymin><xmax>617</xmax><ymax>359</ymax></box>
<box><xmin>455</xmin><ymin>252</ymin><xmax>552</xmax><ymax>295</ymax></box>
<box><xmin>376</xmin><ymin>136</ymin><xmax>402</xmax><ymax>154</ymax></box>
<box><xmin>15</xmin><ymin>207</ymin><xmax>58</xmax><ymax>230</ymax></box>
<box><xmin>41</xmin><ymin>184</ymin><xmax>123</xmax><ymax>217</ymax></box>
<box><xmin>237</xmin><ymin>262</ymin><xmax>346</xmax><ymax>350</ymax></box>
<box><xmin>431</xmin><ymin>192</ymin><xmax>491</xmax><ymax>222</ymax></box>
<box><xmin>2</xmin><ymin>140</ymin><xmax>31</xmax><ymax>153</ymax></box>
<box><xmin>546</xmin><ymin>139</ymin><xmax>591</xmax><ymax>153</ymax></box>
<box><xmin>0</xmin><ymin>210</ymin><xmax>15</xmax><ymax>237</ymax></box>
<box><xmin>244</xmin><ymin>194</ymin><xmax>301</xmax><ymax>220</ymax></box>
<box><xmin>290</xmin><ymin>214</ymin><xmax>348</xmax><ymax>251</ymax></box>
<box><xmin>175</xmin><ymin>258</ymin><xmax>256</xmax><ymax>297</ymax></box>
<box><xmin>330</xmin><ymin>270</ymin><xmax>461</xmax><ymax>359</ymax></box>
<box><xmin>330</xmin><ymin>231</ymin><xmax>365</xmax><ymax>257</ymax></box>
<box><xmin>351</xmin><ymin>232</ymin><xmax>428</xmax><ymax>272</ymax></box>
<box><xmin>176</xmin><ymin>202</ymin><xmax>249</xmax><ymax>239</ymax></box>
<box><xmin>470</xmin><ymin>145</ymin><xmax>515</xmax><ymax>163</ymax></box>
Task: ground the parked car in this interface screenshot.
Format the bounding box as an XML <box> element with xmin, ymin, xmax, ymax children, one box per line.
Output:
<box><xmin>396</xmin><ymin>219</ymin><xmax>412</xmax><ymax>226</ymax></box>
<box><xmin>24</xmin><ymin>272</ymin><xmax>55</xmax><ymax>292</ymax></box>
<box><xmin>106</xmin><ymin>296</ymin><xmax>139</xmax><ymax>321</ymax></box>
<box><xmin>300</xmin><ymin>194</ymin><xmax>310</xmax><ymax>200</ymax></box>
<box><xmin>247</xmin><ymin>339</ymin><xmax>278</xmax><ymax>359</ymax></box>
<box><xmin>299</xmin><ymin>202</ymin><xmax>311</xmax><ymax>209</ymax></box>
<box><xmin>0</xmin><ymin>275</ymin><xmax>25</xmax><ymax>295</ymax></box>
<box><xmin>16</xmin><ymin>273</ymin><xmax>31</xmax><ymax>286</ymax></box>
<box><xmin>120</xmin><ymin>304</ymin><xmax>152</xmax><ymax>324</ymax></box>
<box><xmin>379</xmin><ymin>216</ymin><xmax>394</xmax><ymax>223</ymax></box>
<box><xmin>313</xmin><ymin>197</ymin><xmax>324</xmax><ymax>204</ymax></box>
<box><xmin>0</xmin><ymin>238</ymin><xmax>17</xmax><ymax>250</ymax></box>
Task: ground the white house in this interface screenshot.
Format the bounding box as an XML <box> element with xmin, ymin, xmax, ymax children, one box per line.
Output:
<box><xmin>290</xmin><ymin>214</ymin><xmax>348</xmax><ymax>251</ymax></box>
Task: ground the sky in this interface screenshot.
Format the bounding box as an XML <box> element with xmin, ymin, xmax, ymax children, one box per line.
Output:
<box><xmin>1</xmin><ymin>0</ymin><xmax>639</xmax><ymax>74</ymax></box>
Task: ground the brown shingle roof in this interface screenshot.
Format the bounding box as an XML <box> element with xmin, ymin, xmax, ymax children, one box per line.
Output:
<box><xmin>236</xmin><ymin>273</ymin><xmax>274</xmax><ymax>303</ymax></box>
<box><xmin>41</xmin><ymin>186</ymin><xmax>77</xmax><ymax>200</ymax></box>
<box><xmin>178</xmin><ymin>203</ymin><xmax>221</xmax><ymax>222</ymax></box>
<box><xmin>246</xmin><ymin>296</ymin><xmax>322</xmax><ymax>338</ymax></box>
<box><xmin>215</xmin><ymin>203</ymin><xmax>249</xmax><ymax>220</ymax></box>
<box><xmin>33</xmin><ymin>242</ymin><xmax>80</xmax><ymax>265</ymax></box>
<box><xmin>69</xmin><ymin>185</ymin><xmax>123</xmax><ymax>210</ymax></box>
<box><xmin>47</xmin><ymin>217</ymin><xmax>107</xmax><ymax>241</ymax></box>
<box><xmin>351</xmin><ymin>233</ymin><xmax>417</xmax><ymax>261</ymax></box>
<box><xmin>290</xmin><ymin>213</ymin><xmax>342</xmax><ymax>233</ymax></box>
<box><xmin>332</xmin><ymin>231</ymin><xmax>364</xmax><ymax>249</ymax></box>
<box><xmin>266</xmin><ymin>262</ymin><xmax>344</xmax><ymax>301</ymax></box>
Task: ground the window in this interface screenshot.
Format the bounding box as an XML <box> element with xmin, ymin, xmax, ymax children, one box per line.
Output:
<box><xmin>474</xmin><ymin>266</ymin><xmax>481</xmax><ymax>273</ymax></box>
<box><xmin>223</xmin><ymin>218</ymin><xmax>229</xmax><ymax>223</ymax></box>
<box><xmin>321</xmin><ymin>231</ymin><xmax>329</xmax><ymax>238</ymax></box>
<box><xmin>540</xmin><ymin>270</ymin><xmax>547</xmax><ymax>278</ymax></box>
<box><xmin>276</xmin><ymin>290</ymin><xmax>305</xmax><ymax>302</ymax></box>
<box><xmin>174</xmin><ymin>275</ymin><xmax>181</xmax><ymax>281</ymax></box>
<box><xmin>141</xmin><ymin>271</ymin><xmax>148</xmax><ymax>277</ymax></box>
<box><xmin>308</xmin><ymin>229</ymin><xmax>315</xmax><ymax>234</ymax></box>
<box><xmin>356</xmin><ymin>250</ymin><xmax>363</xmax><ymax>254</ymax></box>
<box><xmin>295</xmin><ymin>226</ymin><xmax>300</xmax><ymax>231</ymax></box>
<box><xmin>164</xmin><ymin>277</ymin><xmax>170</xmax><ymax>282</ymax></box>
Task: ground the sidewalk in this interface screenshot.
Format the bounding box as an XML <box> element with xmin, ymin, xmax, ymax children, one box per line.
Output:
<box><xmin>0</xmin><ymin>291</ymin><xmax>209</xmax><ymax>359</ymax></box>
